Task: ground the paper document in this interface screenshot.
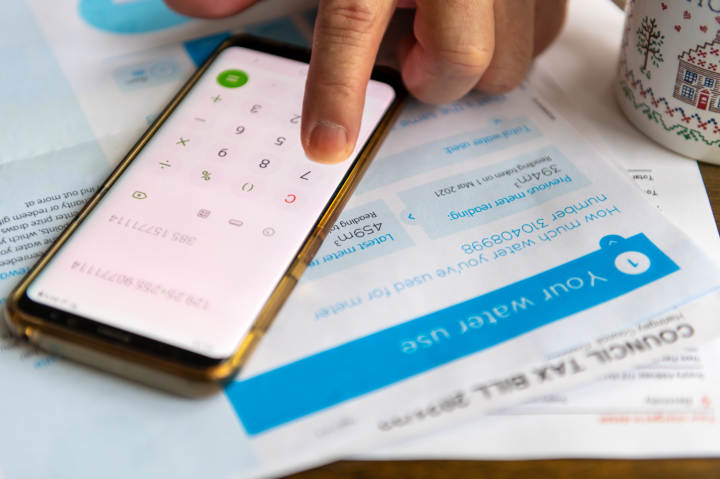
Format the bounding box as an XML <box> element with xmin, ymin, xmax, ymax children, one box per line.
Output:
<box><xmin>3</xmin><ymin>0</ymin><xmax>720</xmax><ymax>477</ymax></box>
<box><xmin>367</xmin><ymin>339</ymin><xmax>720</xmax><ymax>460</ymax></box>
<box><xmin>225</xmin><ymin>79</ymin><xmax>720</xmax><ymax>470</ymax></box>
<box><xmin>365</xmin><ymin>0</ymin><xmax>720</xmax><ymax>460</ymax></box>
<box><xmin>4</xmin><ymin>79</ymin><xmax>720</xmax><ymax>477</ymax></box>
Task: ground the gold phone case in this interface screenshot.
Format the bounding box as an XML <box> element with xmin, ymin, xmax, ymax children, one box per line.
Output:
<box><xmin>3</xmin><ymin>35</ymin><xmax>406</xmax><ymax>397</ymax></box>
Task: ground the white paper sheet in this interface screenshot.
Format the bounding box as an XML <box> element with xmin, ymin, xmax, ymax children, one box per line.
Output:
<box><xmin>363</xmin><ymin>0</ymin><xmax>720</xmax><ymax>461</ymax></box>
<box><xmin>367</xmin><ymin>336</ymin><xmax>720</xmax><ymax>460</ymax></box>
<box><xmin>3</xmin><ymin>1</ymin><xmax>720</xmax><ymax>477</ymax></box>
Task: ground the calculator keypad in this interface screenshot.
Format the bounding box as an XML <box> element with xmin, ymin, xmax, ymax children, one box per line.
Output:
<box><xmin>146</xmin><ymin>62</ymin><xmax>342</xmax><ymax>229</ymax></box>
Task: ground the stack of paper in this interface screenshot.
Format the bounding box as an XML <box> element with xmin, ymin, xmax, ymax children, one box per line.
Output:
<box><xmin>1</xmin><ymin>0</ymin><xmax>719</xmax><ymax>478</ymax></box>
<box><xmin>366</xmin><ymin>0</ymin><xmax>720</xmax><ymax>460</ymax></box>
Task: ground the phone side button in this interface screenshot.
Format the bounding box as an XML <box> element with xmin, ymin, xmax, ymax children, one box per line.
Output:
<box><xmin>290</xmin><ymin>236</ymin><xmax>323</xmax><ymax>282</ymax></box>
<box><xmin>304</xmin><ymin>235</ymin><xmax>324</xmax><ymax>262</ymax></box>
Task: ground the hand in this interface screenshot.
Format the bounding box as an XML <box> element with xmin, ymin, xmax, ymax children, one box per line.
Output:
<box><xmin>165</xmin><ymin>0</ymin><xmax>568</xmax><ymax>163</ymax></box>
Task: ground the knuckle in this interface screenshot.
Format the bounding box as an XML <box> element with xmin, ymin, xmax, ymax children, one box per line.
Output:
<box><xmin>317</xmin><ymin>0</ymin><xmax>380</xmax><ymax>42</ymax></box>
<box><xmin>476</xmin><ymin>65</ymin><xmax>527</xmax><ymax>93</ymax></box>
<box><xmin>432</xmin><ymin>43</ymin><xmax>493</xmax><ymax>78</ymax></box>
<box><xmin>476</xmin><ymin>33</ymin><xmax>533</xmax><ymax>93</ymax></box>
<box><xmin>313</xmin><ymin>75</ymin><xmax>365</xmax><ymax>101</ymax></box>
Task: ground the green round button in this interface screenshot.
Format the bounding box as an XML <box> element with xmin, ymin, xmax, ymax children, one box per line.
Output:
<box><xmin>217</xmin><ymin>69</ymin><xmax>248</xmax><ymax>88</ymax></box>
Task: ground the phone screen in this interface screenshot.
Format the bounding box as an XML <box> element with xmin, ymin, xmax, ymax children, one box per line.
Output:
<box><xmin>25</xmin><ymin>46</ymin><xmax>396</xmax><ymax>359</ymax></box>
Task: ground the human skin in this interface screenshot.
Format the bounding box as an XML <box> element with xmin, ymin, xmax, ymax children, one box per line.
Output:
<box><xmin>164</xmin><ymin>0</ymin><xmax>568</xmax><ymax>163</ymax></box>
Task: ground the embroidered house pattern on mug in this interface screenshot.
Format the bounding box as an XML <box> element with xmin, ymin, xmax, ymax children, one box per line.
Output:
<box><xmin>673</xmin><ymin>31</ymin><xmax>720</xmax><ymax>112</ymax></box>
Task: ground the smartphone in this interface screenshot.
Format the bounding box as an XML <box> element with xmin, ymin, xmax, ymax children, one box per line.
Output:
<box><xmin>4</xmin><ymin>35</ymin><xmax>406</xmax><ymax>396</ymax></box>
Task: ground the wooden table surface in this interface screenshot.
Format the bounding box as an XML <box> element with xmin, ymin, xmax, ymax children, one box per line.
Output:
<box><xmin>283</xmin><ymin>161</ymin><xmax>720</xmax><ymax>478</ymax></box>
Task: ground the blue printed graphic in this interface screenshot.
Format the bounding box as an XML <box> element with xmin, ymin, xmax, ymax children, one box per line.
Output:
<box><xmin>181</xmin><ymin>20</ymin><xmax>309</xmax><ymax>68</ymax></box>
<box><xmin>397</xmin><ymin>146</ymin><xmax>592</xmax><ymax>240</ymax></box>
<box><xmin>184</xmin><ymin>32</ymin><xmax>232</xmax><ymax>67</ymax></box>
<box><xmin>227</xmin><ymin>234</ymin><xmax>679</xmax><ymax>435</ymax></box>
<box><xmin>356</xmin><ymin>115</ymin><xmax>542</xmax><ymax>194</ymax></box>
<box><xmin>243</xmin><ymin>16</ymin><xmax>310</xmax><ymax>48</ymax></box>
<box><xmin>112</xmin><ymin>55</ymin><xmax>184</xmax><ymax>92</ymax></box>
<box><xmin>79</xmin><ymin>0</ymin><xmax>190</xmax><ymax>34</ymax></box>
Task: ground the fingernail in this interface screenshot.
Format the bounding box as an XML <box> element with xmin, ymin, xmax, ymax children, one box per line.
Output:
<box><xmin>307</xmin><ymin>120</ymin><xmax>349</xmax><ymax>163</ymax></box>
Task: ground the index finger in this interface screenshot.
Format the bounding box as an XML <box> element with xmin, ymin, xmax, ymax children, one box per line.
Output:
<box><xmin>302</xmin><ymin>0</ymin><xmax>397</xmax><ymax>164</ymax></box>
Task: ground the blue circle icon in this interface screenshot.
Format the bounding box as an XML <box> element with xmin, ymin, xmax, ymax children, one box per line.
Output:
<box><xmin>615</xmin><ymin>251</ymin><xmax>651</xmax><ymax>275</ymax></box>
<box><xmin>78</xmin><ymin>0</ymin><xmax>190</xmax><ymax>34</ymax></box>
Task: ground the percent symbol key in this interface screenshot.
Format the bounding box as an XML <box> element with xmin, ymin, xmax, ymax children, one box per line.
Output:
<box><xmin>191</xmin><ymin>167</ymin><xmax>223</xmax><ymax>187</ymax></box>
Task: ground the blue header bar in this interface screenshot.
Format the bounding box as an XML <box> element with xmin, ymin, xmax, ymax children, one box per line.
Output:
<box><xmin>227</xmin><ymin>234</ymin><xmax>679</xmax><ymax>434</ymax></box>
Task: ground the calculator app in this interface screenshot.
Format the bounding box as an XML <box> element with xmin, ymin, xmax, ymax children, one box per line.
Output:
<box><xmin>27</xmin><ymin>47</ymin><xmax>396</xmax><ymax>358</ymax></box>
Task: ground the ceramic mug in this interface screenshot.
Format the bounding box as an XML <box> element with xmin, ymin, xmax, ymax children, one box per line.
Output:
<box><xmin>616</xmin><ymin>0</ymin><xmax>720</xmax><ymax>163</ymax></box>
